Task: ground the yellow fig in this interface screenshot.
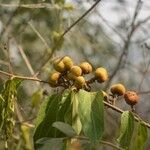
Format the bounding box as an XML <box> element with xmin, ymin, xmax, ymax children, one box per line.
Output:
<box><xmin>49</xmin><ymin>72</ymin><xmax>61</xmax><ymax>86</ymax></box>
<box><xmin>53</xmin><ymin>59</ymin><xmax>65</xmax><ymax>73</ymax></box>
<box><xmin>110</xmin><ymin>83</ymin><xmax>126</xmax><ymax>96</ymax></box>
<box><xmin>74</xmin><ymin>76</ymin><xmax>86</xmax><ymax>89</ymax></box>
<box><xmin>95</xmin><ymin>67</ymin><xmax>108</xmax><ymax>83</ymax></box>
<box><xmin>80</xmin><ymin>62</ymin><xmax>92</xmax><ymax>74</ymax></box>
<box><xmin>62</xmin><ymin>56</ymin><xmax>73</xmax><ymax>70</ymax></box>
<box><xmin>70</xmin><ymin>65</ymin><xmax>82</xmax><ymax>77</ymax></box>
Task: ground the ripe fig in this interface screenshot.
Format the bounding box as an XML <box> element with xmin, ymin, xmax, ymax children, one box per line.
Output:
<box><xmin>95</xmin><ymin>67</ymin><xmax>108</xmax><ymax>83</ymax></box>
<box><xmin>124</xmin><ymin>91</ymin><xmax>139</xmax><ymax>106</ymax></box>
<box><xmin>80</xmin><ymin>62</ymin><xmax>92</xmax><ymax>74</ymax></box>
<box><xmin>62</xmin><ymin>56</ymin><xmax>73</xmax><ymax>70</ymax></box>
<box><xmin>74</xmin><ymin>76</ymin><xmax>86</xmax><ymax>89</ymax></box>
<box><xmin>70</xmin><ymin>66</ymin><xmax>82</xmax><ymax>77</ymax></box>
<box><xmin>53</xmin><ymin>59</ymin><xmax>65</xmax><ymax>73</ymax></box>
<box><xmin>49</xmin><ymin>72</ymin><xmax>61</xmax><ymax>86</ymax></box>
<box><xmin>110</xmin><ymin>83</ymin><xmax>126</xmax><ymax>96</ymax></box>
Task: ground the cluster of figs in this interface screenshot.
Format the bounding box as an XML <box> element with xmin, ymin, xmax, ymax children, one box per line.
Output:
<box><xmin>49</xmin><ymin>56</ymin><xmax>139</xmax><ymax>109</ymax></box>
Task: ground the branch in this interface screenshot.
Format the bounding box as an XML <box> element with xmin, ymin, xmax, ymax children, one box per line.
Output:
<box><xmin>0</xmin><ymin>70</ymin><xmax>48</xmax><ymax>83</ymax></box>
<box><xmin>28</xmin><ymin>22</ymin><xmax>49</xmax><ymax>49</ymax></box>
<box><xmin>100</xmin><ymin>140</ymin><xmax>122</xmax><ymax>150</ymax></box>
<box><xmin>96</xmin><ymin>10</ymin><xmax>125</xmax><ymax>42</ymax></box>
<box><xmin>138</xmin><ymin>90</ymin><xmax>150</xmax><ymax>95</ymax></box>
<box><xmin>104</xmin><ymin>101</ymin><xmax>150</xmax><ymax>129</ymax></box>
<box><xmin>0</xmin><ymin>3</ymin><xmax>60</xmax><ymax>9</ymax></box>
<box><xmin>34</xmin><ymin>0</ymin><xmax>102</xmax><ymax>77</ymax></box>
<box><xmin>4</xmin><ymin>41</ymin><xmax>13</xmax><ymax>74</ymax></box>
<box><xmin>17</xmin><ymin>45</ymin><xmax>35</xmax><ymax>76</ymax></box>
<box><xmin>104</xmin><ymin>0</ymin><xmax>143</xmax><ymax>89</ymax></box>
<box><xmin>0</xmin><ymin>60</ymin><xmax>9</xmax><ymax>67</ymax></box>
<box><xmin>75</xmin><ymin>136</ymin><xmax>122</xmax><ymax>150</ymax></box>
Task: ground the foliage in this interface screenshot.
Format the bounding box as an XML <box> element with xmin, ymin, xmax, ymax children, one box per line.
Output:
<box><xmin>117</xmin><ymin>111</ymin><xmax>134</xmax><ymax>149</ymax></box>
<box><xmin>33</xmin><ymin>89</ymin><xmax>104</xmax><ymax>149</ymax></box>
<box><xmin>0</xmin><ymin>78</ymin><xmax>21</xmax><ymax>139</ymax></box>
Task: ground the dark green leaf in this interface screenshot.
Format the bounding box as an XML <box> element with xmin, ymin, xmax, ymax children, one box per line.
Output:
<box><xmin>133</xmin><ymin>122</ymin><xmax>148</xmax><ymax>150</ymax></box>
<box><xmin>117</xmin><ymin>111</ymin><xmax>134</xmax><ymax>149</ymax></box>
<box><xmin>34</xmin><ymin>90</ymin><xmax>72</xmax><ymax>143</ymax></box>
<box><xmin>52</xmin><ymin>121</ymin><xmax>76</xmax><ymax>137</ymax></box>
<box><xmin>77</xmin><ymin>89</ymin><xmax>104</xmax><ymax>142</ymax></box>
<box><xmin>34</xmin><ymin>94</ymin><xmax>62</xmax><ymax>142</ymax></box>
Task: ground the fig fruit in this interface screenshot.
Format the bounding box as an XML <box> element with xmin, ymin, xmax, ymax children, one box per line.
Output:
<box><xmin>80</xmin><ymin>62</ymin><xmax>92</xmax><ymax>74</ymax></box>
<box><xmin>95</xmin><ymin>67</ymin><xmax>108</xmax><ymax>83</ymax></box>
<box><xmin>110</xmin><ymin>83</ymin><xmax>126</xmax><ymax>96</ymax></box>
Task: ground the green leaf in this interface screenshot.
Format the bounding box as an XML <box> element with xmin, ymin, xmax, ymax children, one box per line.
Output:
<box><xmin>117</xmin><ymin>111</ymin><xmax>134</xmax><ymax>149</ymax></box>
<box><xmin>36</xmin><ymin>138</ymin><xmax>65</xmax><ymax>150</ymax></box>
<box><xmin>133</xmin><ymin>122</ymin><xmax>148</xmax><ymax>150</ymax></box>
<box><xmin>77</xmin><ymin>89</ymin><xmax>104</xmax><ymax>143</ymax></box>
<box><xmin>0</xmin><ymin>78</ymin><xmax>21</xmax><ymax>138</ymax></box>
<box><xmin>31</xmin><ymin>89</ymin><xmax>43</xmax><ymax>108</ymax></box>
<box><xmin>34</xmin><ymin>90</ymin><xmax>72</xmax><ymax>144</ymax></box>
<box><xmin>71</xmin><ymin>91</ymin><xmax>82</xmax><ymax>135</ymax></box>
<box><xmin>0</xmin><ymin>95</ymin><xmax>5</xmax><ymax>131</ymax></box>
<box><xmin>34</xmin><ymin>94</ymin><xmax>62</xmax><ymax>142</ymax></box>
<box><xmin>52</xmin><ymin>121</ymin><xmax>76</xmax><ymax>137</ymax></box>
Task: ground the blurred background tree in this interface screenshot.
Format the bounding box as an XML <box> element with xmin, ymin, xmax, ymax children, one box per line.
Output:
<box><xmin>0</xmin><ymin>0</ymin><xmax>150</xmax><ymax>149</ymax></box>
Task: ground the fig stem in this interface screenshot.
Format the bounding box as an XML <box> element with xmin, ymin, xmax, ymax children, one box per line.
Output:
<box><xmin>86</xmin><ymin>77</ymin><xmax>96</xmax><ymax>84</ymax></box>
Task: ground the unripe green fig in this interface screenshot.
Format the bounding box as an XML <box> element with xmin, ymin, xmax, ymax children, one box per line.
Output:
<box><xmin>70</xmin><ymin>65</ymin><xmax>82</xmax><ymax>77</ymax></box>
<box><xmin>110</xmin><ymin>83</ymin><xmax>126</xmax><ymax>96</ymax></box>
<box><xmin>124</xmin><ymin>91</ymin><xmax>139</xmax><ymax>106</ymax></box>
<box><xmin>74</xmin><ymin>76</ymin><xmax>86</xmax><ymax>89</ymax></box>
<box><xmin>49</xmin><ymin>72</ymin><xmax>61</xmax><ymax>86</ymax></box>
<box><xmin>62</xmin><ymin>56</ymin><xmax>73</xmax><ymax>70</ymax></box>
<box><xmin>95</xmin><ymin>67</ymin><xmax>108</xmax><ymax>83</ymax></box>
<box><xmin>80</xmin><ymin>62</ymin><xmax>92</xmax><ymax>74</ymax></box>
<box><xmin>53</xmin><ymin>59</ymin><xmax>65</xmax><ymax>73</ymax></box>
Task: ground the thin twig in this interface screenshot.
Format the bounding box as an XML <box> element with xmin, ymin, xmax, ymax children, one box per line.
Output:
<box><xmin>96</xmin><ymin>10</ymin><xmax>125</xmax><ymax>42</ymax></box>
<box><xmin>104</xmin><ymin>0</ymin><xmax>143</xmax><ymax>90</ymax></box>
<box><xmin>34</xmin><ymin>0</ymin><xmax>102</xmax><ymax>77</ymax></box>
<box><xmin>104</xmin><ymin>101</ymin><xmax>150</xmax><ymax>129</ymax></box>
<box><xmin>0</xmin><ymin>3</ymin><xmax>60</xmax><ymax>9</ymax></box>
<box><xmin>4</xmin><ymin>41</ymin><xmax>13</xmax><ymax>74</ymax></box>
<box><xmin>0</xmin><ymin>60</ymin><xmax>9</xmax><ymax>66</ymax></box>
<box><xmin>0</xmin><ymin>70</ymin><xmax>48</xmax><ymax>83</ymax></box>
<box><xmin>74</xmin><ymin>136</ymin><xmax>122</xmax><ymax>150</ymax></box>
<box><xmin>61</xmin><ymin>0</ymin><xmax>102</xmax><ymax>37</ymax></box>
<box><xmin>100</xmin><ymin>140</ymin><xmax>122</xmax><ymax>150</ymax></box>
<box><xmin>138</xmin><ymin>90</ymin><xmax>150</xmax><ymax>95</ymax></box>
<box><xmin>17</xmin><ymin>45</ymin><xmax>35</xmax><ymax>76</ymax></box>
<box><xmin>137</xmin><ymin>61</ymin><xmax>150</xmax><ymax>91</ymax></box>
<box><xmin>0</xmin><ymin>1</ymin><xmax>21</xmax><ymax>38</ymax></box>
<box><xmin>28</xmin><ymin>22</ymin><xmax>49</xmax><ymax>49</ymax></box>
<box><xmin>14</xmin><ymin>98</ymin><xmax>24</xmax><ymax>123</ymax></box>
